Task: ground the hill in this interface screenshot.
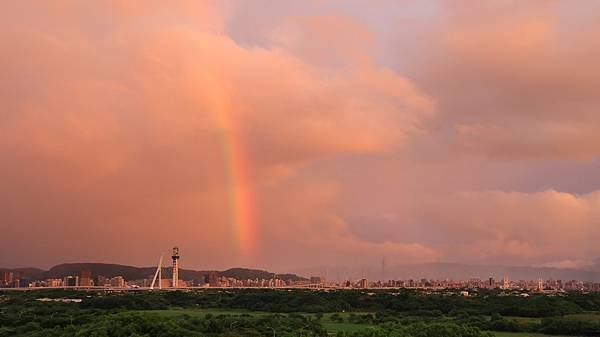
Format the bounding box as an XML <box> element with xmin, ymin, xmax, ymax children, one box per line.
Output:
<box><xmin>220</xmin><ymin>268</ymin><xmax>306</xmax><ymax>282</ymax></box>
<box><xmin>0</xmin><ymin>267</ymin><xmax>46</xmax><ymax>280</ymax></box>
<box><xmin>1</xmin><ymin>263</ymin><xmax>306</xmax><ymax>282</ymax></box>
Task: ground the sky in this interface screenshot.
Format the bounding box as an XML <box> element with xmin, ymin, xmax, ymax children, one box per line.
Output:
<box><xmin>2</xmin><ymin>0</ymin><xmax>600</xmax><ymax>272</ymax></box>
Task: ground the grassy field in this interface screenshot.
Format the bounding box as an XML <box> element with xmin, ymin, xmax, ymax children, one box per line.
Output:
<box><xmin>491</xmin><ymin>333</ymin><xmax>562</xmax><ymax>337</ymax></box>
<box><xmin>321</xmin><ymin>321</ymin><xmax>372</xmax><ymax>333</ymax></box>
<box><xmin>128</xmin><ymin>308</ymin><xmax>597</xmax><ymax>335</ymax></box>
<box><xmin>127</xmin><ymin>309</ymin><xmax>374</xmax><ymax>333</ymax></box>
<box><xmin>565</xmin><ymin>312</ymin><xmax>600</xmax><ymax>321</ymax></box>
<box><xmin>503</xmin><ymin>316</ymin><xmax>541</xmax><ymax>324</ymax></box>
<box><xmin>320</xmin><ymin>313</ymin><xmax>373</xmax><ymax>333</ymax></box>
<box><xmin>129</xmin><ymin>308</ymin><xmax>267</xmax><ymax>317</ymax></box>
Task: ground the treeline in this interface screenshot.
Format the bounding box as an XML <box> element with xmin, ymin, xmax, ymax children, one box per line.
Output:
<box><xmin>6</xmin><ymin>288</ymin><xmax>600</xmax><ymax>317</ymax></box>
<box><xmin>69</xmin><ymin>288</ymin><xmax>597</xmax><ymax>317</ymax></box>
<box><xmin>0</xmin><ymin>304</ymin><xmax>496</xmax><ymax>337</ymax></box>
<box><xmin>480</xmin><ymin>313</ymin><xmax>600</xmax><ymax>336</ymax></box>
<box><xmin>0</xmin><ymin>311</ymin><xmax>325</xmax><ymax>337</ymax></box>
<box><xmin>329</xmin><ymin>311</ymin><xmax>600</xmax><ymax>336</ymax></box>
<box><xmin>4</xmin><ymin>289</ymin><xmax>600</xmax><ymax>336</ymax></box>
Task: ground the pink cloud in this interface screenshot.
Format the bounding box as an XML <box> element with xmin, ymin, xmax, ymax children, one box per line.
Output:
<box><xmin>0</xmin><ymin>1</ymin><xmax>432</xmax><ymax>269</ymax></box>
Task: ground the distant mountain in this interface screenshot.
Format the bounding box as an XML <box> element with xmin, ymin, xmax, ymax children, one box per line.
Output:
<box><xmin>220</xmin><ymin>268</ymin><xmax>305</xmax><ymax>282</ymax></box>
<box><xmin>0</xmin><ymin>263</ymin><xmax>306</xmax><ymax>282</ymax></box>
<box><xmin>11</xmin><ymin>262</ymin><xmax>600</xmax><ymax>283</ymax></box>
<box><xmin>296</xmin><ymin>262</ymin><xmax>600</xmax><ymax>282</ymax></box>
<box><xmin>0</xmin><ymin>267</ymin><xmax>46</xmax><ymax>280</ymax></box>
<box><xmin>45</xmin><ymin>263</ymin><xmax>168</xmax><ymax>281</ymax></box>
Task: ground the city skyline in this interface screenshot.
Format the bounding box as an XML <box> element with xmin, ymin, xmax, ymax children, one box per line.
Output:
<box><xmin>3</xmin><ymin>1</ymin><xmax>600</xmax><ymax>272</ymax></box>
<box><xmin>4</xmin><ymin>259</ymin><xmax>600</xmax><ymax>291</ymax></box>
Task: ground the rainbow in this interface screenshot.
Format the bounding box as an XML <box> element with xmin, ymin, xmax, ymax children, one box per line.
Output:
<box><xmin>209</xmin><ymin>88</ymin><xmax>256</xmax><ymax>261</ymax></box>
<box><xmin>221</xmin><ymin>121</ymin><xmax>256</xmax><ymax>260</ymax></box>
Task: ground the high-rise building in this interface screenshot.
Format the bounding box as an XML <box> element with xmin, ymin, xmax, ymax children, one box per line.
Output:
<box><xmin>269</xmin><ymin>278</ymin><xmax>284</xmax><ymax>288</ymax></box>
<box><xmin>110</xmin><ymin>276</ymin><xmax>126</xmax><ymax>288</ymax></box>
<box><xmin>172</xmin><ymin>247</ymin><xmax>180</xmax><ymax>288</ymax></box>
<box><xmin>11</xmin><ymin>271</ymin><xmax>25</xmax><ymax>288</ymax></box>
<box><xmin>95</xmin><ymin>275</ymin><xmax>109</xmax><ymax>287</ymax></box>
<box><xmin>45</xmin><ymin>279</ymin><xmax>63</xmax><ymax>287</ymax></box>
<box><xmin>310</xmin><ymin>276</ymin><xmax>327</xmax><ymax>285</ymax></box>
<box><xmin>64</xmin><ymin>276</ymin><xmax>79</xmax><ymax>287</ymax></box>
<box><xmin>193</xmin><ymin>273</ymin><xmax>206</xmax><ymax>287</ymax></box>
<box><xmin>0</xmin><ymin>271</ymin><xmax>13</xmax><ymax>287</ymax></box>
<box><xmin>79</xmin><ymin>268</ymin><xmax>92</xmax><ymax>287</ymax></box>
<box><xmin>18</xmin><ymin>277</ymin><xmax>31</xmax><ymax>288</ymax></box>
<box><xmin>205</xmin><ymin>271</ymin><xmax>219</xmax><ymax>287</ymax></box>
<box><xmin>358</xmin><ymin>278</ymin><xmax>369</xmax><ymax>289</ymax></box>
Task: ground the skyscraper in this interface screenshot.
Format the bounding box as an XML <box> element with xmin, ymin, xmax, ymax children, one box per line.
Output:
<box><xmin>0</xmin><ymin>271</ymin><xmax>13</xmax><ymax>287</ymax></box>
<box><xmin>64</xmin><ymin>276</ymin><xmax>78</xmax><ymax>287</ymax></box>
<box><xmin>79</xmin><ymin>268</ymin><xmax>92</xmax><ymax>287</ymax></box>
<box><xmin>110</xmin><ymin>276</ymin><xmax>125</xmax><ymax>288</ymax></box>
<box><xmin>358</xmin><ymin>278</ymin><xmax>369</xmax><ymax>289</ymax></box>
<box><xmin>205</xmin><ymin>271</ymin><xmax>219</xmax><ymax>287</ymax></box>
<box><xmin>310</xmin><ymin>276</ymin><xmax>326</xmax><ymax>285</ymax></box>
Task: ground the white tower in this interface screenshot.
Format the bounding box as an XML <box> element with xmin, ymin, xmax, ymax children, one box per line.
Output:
<box><xmin>172</xmin><ymin>247</ymin><xmax>180</xmax><ymax>288</ymax></box>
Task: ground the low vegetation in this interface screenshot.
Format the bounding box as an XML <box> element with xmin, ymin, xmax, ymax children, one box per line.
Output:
<box><xmin>2</xmin><ymin>289</ymin><xmax>600</xmax><ymax>336</ymax></box>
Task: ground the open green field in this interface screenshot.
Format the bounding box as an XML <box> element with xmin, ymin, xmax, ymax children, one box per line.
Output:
<box><xmin>320</xmin><ymin>313</ymin><xmax>373</xmax><ymax>333</ymax></box>
<box><xmin>492</xmin><ymin>333</ymin><xmax>561</xmax><ymax>337</ymax></box>
<box><xmin>129</xmin><ymin>308</ymin><xmax>267</xmax><ymax>317</ymax></box>
<box><xmin>565</xmin><ymin>312</ymin><xmax>600</xmax><ymax>321</ymax></box>
<box><xmin>128</xmin><ymin>308</ymin><xmax>600</xmax><ymax>335</ymax></box>
<box><xmin>321</xmin><ymin>321</ymin><xmax>372</xmax><ymax>333</ymax></box>
<box><xmin>129</xmin><ymin>308</ymin><xmax>374</xmax><ymax>333</ymax></box>
<box><xmin>503</xmin><ymin>316</ymin><xmax>542</xmax><ymax>324</ymax></box>
<box><xmin>132</xmin><ymin>309</ymin><xmax>581</xmax><ymax>335</ymax></box>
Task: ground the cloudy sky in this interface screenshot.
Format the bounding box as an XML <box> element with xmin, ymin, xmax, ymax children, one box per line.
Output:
<box><xmin>2</xmin><ymin>0</ymin><xmax>600</xmax><ymax>272</ymax></box>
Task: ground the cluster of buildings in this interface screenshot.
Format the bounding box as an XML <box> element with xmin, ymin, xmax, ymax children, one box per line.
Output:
<box><xmin>0</xmin><ymin>269</ymin><xmax>128</xmax><ymax>289</ymax></box>
<box><xmin>0</xmin><ymin>268</ymin><xmax>300</xmax><ymax>289</ymax></box>
<box><xmin>1</xmin><ymin>271</ymin><xmax>30</xmax><ymax>288</ymax></box>
<box><xmin>6</xmin><ymin>269</ymin><xmax>600</xmax><ymax>292</ymax></box>
<box><xmin>190</xmin><ymin>271</ymin><xmax>288</xmax><ymax>288</ymax></box>
<box><xmin>355</xmin><ymin>276</ymin><xmax>600</xmax><ymax>292</ymax></box>
<box><xmin>60</xmin><ymin>272</ymin><xmax>127</xmax><ymax>288</ymax></box>
<box><xmin>3</xmin><ymin>249</ymin><xmax>600</xmax><ymax>292</ymax></box>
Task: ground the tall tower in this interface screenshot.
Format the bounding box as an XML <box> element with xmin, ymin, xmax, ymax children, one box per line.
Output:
<box><xmin>172</xmin><ymin>247</ymin><xmax>180</xmax><ymax>288</ymax></box>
